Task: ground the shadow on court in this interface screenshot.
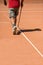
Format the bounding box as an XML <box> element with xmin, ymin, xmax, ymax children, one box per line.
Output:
<box><xmin>21</xmin><ymin>28</ymin><xmax>42</xmax><ymax>32</ymax></box>
<box><xmin>17</xmin><ymin>28</ymin><xmax>42</xmax><ymax>35</ymax></box>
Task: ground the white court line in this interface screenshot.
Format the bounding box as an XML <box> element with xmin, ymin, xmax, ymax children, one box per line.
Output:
<box><xmin>18</xmin><ymin>27</ymin><xmax>43</xmax><ymax>58</ymax></box>
<box><xmin>0</xmin><ymin>19</ymin><xmax>43</xmax><ymax>57</ymax></box>
<box><xmin>0</xmin><ymin>21</ymin><xmax>43</xmax><ymax>57</ymax></box>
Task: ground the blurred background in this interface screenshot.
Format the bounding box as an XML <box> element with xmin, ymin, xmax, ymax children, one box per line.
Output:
<box><xmin>0</xmin><ymin>0</ymin><xmax>43</xmax><ymax>4</ymax></box>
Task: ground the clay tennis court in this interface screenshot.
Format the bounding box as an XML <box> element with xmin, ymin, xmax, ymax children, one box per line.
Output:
<box><xmin>0</xmin><ymin>0</ymin><xmax>43</xmax><ymax>65</ymax></box>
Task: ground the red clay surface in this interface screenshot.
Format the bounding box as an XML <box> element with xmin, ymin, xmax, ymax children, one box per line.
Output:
<box><xmin>0</xmin><ymin>1</ymin><xmax>43</xmax><ymax>65</ymax></box>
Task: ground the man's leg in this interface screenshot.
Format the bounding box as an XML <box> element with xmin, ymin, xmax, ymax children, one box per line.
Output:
<box><xmin>9</xmin><ymin>8</ymin><xmax>20</xmax><ymax>35</ymax></box>
<box><xmin>9</xmin><ymin>8</ymin><xmax>17</xmax><ymax>35</ymax></box>
<box><xmin>10</xmin><ymin>17</ymin><xmax>17</xmax><ymax>35</ymax></box>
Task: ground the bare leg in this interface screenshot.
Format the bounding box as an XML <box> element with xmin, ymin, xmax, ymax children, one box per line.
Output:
<box><xmin>10</xmin><ymin>17</ymin><xmax>17</xmax><ymax>35</ymax></box>
<box><xmin>10</xmin><ymin>17</ymin><xmax>17</xmax><ymax>26</ymax></box>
